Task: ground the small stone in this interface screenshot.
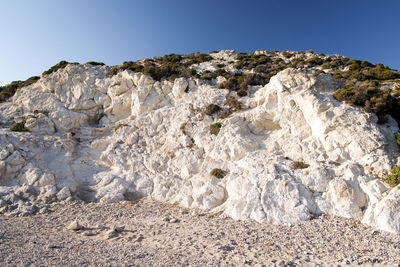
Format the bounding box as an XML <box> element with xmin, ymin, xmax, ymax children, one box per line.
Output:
<box><xmin>82</xmin><ymin>231</ymin><xmax>99</xmax><ymax>236</ymax></box>
<box><xmin>106</xmin><ymin>233</ymin><xmax>117</xmax><ymax>239</ymax></box>
<box><xmin>190</xmin><ymin>210</ymin><xmax>198</xmax><ymax>217</ymax></box>
<box><xmin>67</xmin><ymin>220</ymin><xmax>82</xmax><ymax>231</ymax></box>
<box><xmin>0</xmin><ymin>149</ymin><xmax>10</xmax><ymax>161</ymax></box>
<box><xmin>169</xmin><ymin>218</ymin><xmax>179</xmax><ymax>223</ymax></box>
<box><xmin>112</xmin><ymin>225</ymin><xmax>125</xmax><ymax>232</ymax></box>
<box><xmin>38</xmin><ymin>207</ymin><xmax>52</xmax><ymax>214</ymax></box>
<box><xmin>162</xmin><ymin>216</ymin><xmax>169</xmax><ymax>222</ymax></box>
<box><xmin>47</xmin><ymin>244</ymin><xmax>58</xmax><ymax>249</ymax></box>
<box><xmin>135</xmin><ymin>235</ymin><xmax>144</xmax><ymax>242</ymax></box>
<box><xmin>0</xmin><ymin>200</ymin><xmax>7</xmax><ymax>208</ymax></box>
<box><xmin>180</xmin><ymin>209</ymin><xmax>189</xmax><ymax>215</ymax></box>
<box><xmin>95</xmin><ymin>224</ymin><xmax>105</xmax><ymax>229</ymax></box>
<box><xmin>38</xmin><ymin>173</ymin><xmax>55</xmax><ymax>186</ymax></box>
<box><xmin>56</xmin><ymin>187</ymin><xmax>71</xmax><ymax>201</ymax></box>
<box><xmin>64</xmin><ymin>196</ymin><xmax>74</xmax><ymax>203</ymax></box>
<box><xmin>106</xmin><ymin>229</ymin><xmax>116</xmax><ymax>235</ymax></box>
<box><xmin>371</xmin><ymin>230</ymin><xmax>379</xmax><ymax>235</ymax></box>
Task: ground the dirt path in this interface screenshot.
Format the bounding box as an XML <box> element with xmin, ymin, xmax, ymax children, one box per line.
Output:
<box><xmin>1</xmin><ymin>199</ymin><xmax>400</xmax><ymax>266</ymax></box>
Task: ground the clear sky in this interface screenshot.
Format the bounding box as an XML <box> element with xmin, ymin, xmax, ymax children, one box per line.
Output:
<box><xmin>0</xmin><ymin>0</ymin><xmax>399</xmax><ymax>86</ymax></box>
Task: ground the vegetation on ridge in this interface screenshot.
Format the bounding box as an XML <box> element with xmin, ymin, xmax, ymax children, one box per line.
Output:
<box><xmin>86</xmin><ymin>61</ymin><xmax>105</xmax><ymax>66</ymax></box>
<box><xmin>0</xmin><ymin>76</ymin><xmax>40</xmax><ymax>103</ymax></box>
<box><xmin>1</xmin><ymin>50</ymin><xmax>399</xmax><ymax>127</ymax></box>
<box><xmin>384</xmin><ymin>165</ymin><xmax>400</xmax><ymax>187</ymax></box>
<box><xmin>42</xmin><ymin>60</ymin><xmax>71</xmax><ymax>76</ymax></box>
<box><xmin>106</xmin><ymin>53</ymin><xmax>212</xmax><ymax>81</ymax></box>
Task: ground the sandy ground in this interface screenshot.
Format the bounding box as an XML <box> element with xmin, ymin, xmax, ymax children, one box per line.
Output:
<box><xmin>1</xmin><ymin>198</ymin><xmax>400</xmax><ymax>266</ymax></box>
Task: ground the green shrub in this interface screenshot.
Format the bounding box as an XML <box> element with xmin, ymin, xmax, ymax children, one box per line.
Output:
<box><xmin>86</xmin><ymin>61</ymin><xmax>105</xmax><ymax>66</ymax></box>
<box><xmin>188</xmin><ymin>68</ymin><xmax>197</xmax><ymax>76</ymax></box>
<box><xmin>290</xmin><ymin>58</ymin><xmax>305</xmax><ymax>68</ymax></box>
<box><xmin>217</xmin><ymin>74</ymin><xmax>265</xmax><ymax>94</ymax></box>
<box><xmin>332</xmin><ymin>88</ymin><xmax>353</xmax><ymax>101</ymax></box>
<box><xmin>204</xmin><ymin>104</ymin><xmax>221</xmax><ymax>116</ymax></box>
<box><xmin>332</xmin><ymin>80</ymin><xmax>396</xmax><ymax>123</ymax></box>
<box><xmin>292</xmin><ymin>161</ymin><xmax>309</xmax><ymax>169</ymax></box>
<box><xmin>10</xmin><ymin>115</ymin><xmax>35</xmax><ymax>132</ymax></box>
<box><xmin>217</xmin><ymin>76</ymin><xmax>241</xmax><ymax>90</ymax></box>
<box><xmin>224</xmin><ymin>95</ymin><xmax>242</xmax><ymax>111</ymax></box>
<box><xmin>384</xmin><ymin>165</ymin><xmax>400</xmax><ymax>187</ymax></box>
<box><xmin>184</xmin><ymin>53</ymin><xmax>212</xmax><ymax>65</ymax></box>
<box><xmin>114</xmin><ymin>123</ymin><xmax>128</xmax><ymax>132</ymax></box>
<box><xmin>106</xmin><ymin>66</ymin><xmax>122</xmax><ymax>77</ymax></box>
<box><xmin>321</xmin><ymin>62</ymin><xmax>333</xmax><ymax>69</ymax></box>
<box><xmin>210</xmin><ymin>122</ymin><xmax>222</xmax><ymax>135</ymax></box>
<box><xmin>282</xmin><ymin>51</ymin><xmax>293</xmax><ymax>58</ymax></box>
<box><xmin>305</xmin><ymin>57</ymin><xmax>324</xmax><ymax>66</ymax></box>
<box><xmin>245</xmin><ymin>73</ymin><xmax>266</xmax><ymax>86</ymax></box>
<box><xmin>210</xmin><ymin>168</ymin><xmax>227</xmax><ymax>179</ymax></box>
<box><xmin>42</xmin><ymin>60</ymin><xmax>70</xmax><ymax>76</ymax></box>
<box><xmin>321</xmin><ymin>58</ymin><xmax>345</xmax><ymax>70</ymax></box>
<box><xmin>374</xmin><ymin>69</ymin><xmax>399</xmax><ymax>80</ymax></box>
<box><xmin>106</xmin><ymin>52</ymin><xmax>209</xmax><ymax>81</ymax></box>
<box><xmin>199</xmin><ymin>69</ymin><xmax>227</xmax><ymax>80</ymax></box>
<box><xmin>396</xmin><ymin>132</ymin><xmax>400</xmax><ymax>146</ymax></box>
<box><xmin>273</xmin><ymin>58</ymin><xmax>284</xmax><ymax>65</ymax></box>
<box><xmin>237</xmin><ymin>87</ymin><xmax>248</xmax><ymax>97</ymax></box>
<box><xmin>334</xmin><ymin>61</ymin><xmax>400</xmax><ymax>82</ymax></box>
<box><xmin>180</xmin><ymin>122</ymin><xmax>187</xmax><ymax>135</ymax></box>
<box><xmin>236</xmin><ymin>53</ymin><xmax>271</xmax><ymax>70</ymax></box>
<box><xmin>218</xmin><ymin>109</ymin><xmax>233</xmax><ymax>119</ymax></box>
<box><xmin>155</xmin><ymin>53</ymin><xmax>182</xmax><ymax>64</ymax></box>
<box><xmin>0</xmin><ymin>76</ymin><xmax>40</xmax><ymax>102</ymax></box>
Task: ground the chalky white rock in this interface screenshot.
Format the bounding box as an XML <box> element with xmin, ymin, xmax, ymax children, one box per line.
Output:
<box><xmin>0</xmin><ymin>52</ymin><xmax>399</xmax><ymax>233</ymax></box>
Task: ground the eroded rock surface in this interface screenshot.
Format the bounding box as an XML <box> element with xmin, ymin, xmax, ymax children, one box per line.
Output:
<box><xmin>0</xmin><ymin>52</ymin><xmax>399</xmax><ymax>233</ymax></box>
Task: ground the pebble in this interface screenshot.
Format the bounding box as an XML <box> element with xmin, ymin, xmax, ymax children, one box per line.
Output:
<box><xmin>190</xmin><ymin>210</ymin><xmax>198</xmax><ymax>217</ymax></box>
<box><xmin>66</xmin><ymin>220</ymin><xmax>82</xmax><ymax>231</ymax></box>
<box><xmin>371</xmin><ymin>230</ymin><xmax>379</xmax><ymax>235</ymax></box>
<box><xmin>111</xmin><ymin>225</ymin><xmax>125</xmax><ymax>232</ymax></box>
<box><xmin>106</xmin><ymin>229</ymin><xmax>116</xmax><ymax>235</ymax></box>
<box><xmin>82</xmin><ymin>230</ymin><xmax>99</xmax><ymax>236</ymax></box>
<box><xmin>135</xmin><ymin>235</ymin><xmax>144</xmax><ymax>242</ymax></box>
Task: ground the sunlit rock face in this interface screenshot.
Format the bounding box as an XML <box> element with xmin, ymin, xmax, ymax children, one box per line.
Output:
<box><xmin>0</xmin><ymin>52</ymin><xmax>399</xmax><ymax>233</ymax></box>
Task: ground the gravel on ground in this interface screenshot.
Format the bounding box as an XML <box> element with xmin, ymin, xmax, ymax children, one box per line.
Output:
<box><xmin>1</xmin><ymin>198</ymin><xmax>400</xmax><ymax>266</ymax></box>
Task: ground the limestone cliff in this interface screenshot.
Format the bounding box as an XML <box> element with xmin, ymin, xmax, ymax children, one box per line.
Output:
<box><xmin>0</xmin><ymin>50</ymin><xmax>399</xmax><ymax>233</ymax></box>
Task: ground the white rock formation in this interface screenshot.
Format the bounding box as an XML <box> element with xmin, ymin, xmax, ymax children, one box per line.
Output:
<box><xmin>0</xmin><ymin>54</ymin><xmax>399</xmax><ymax>233</ymax></box>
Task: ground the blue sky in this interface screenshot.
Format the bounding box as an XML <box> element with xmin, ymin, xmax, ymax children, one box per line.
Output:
<box><xmin>0</xmin><ymin>0</ymin><xmax>399</xmax><ymax>86</ymax></box>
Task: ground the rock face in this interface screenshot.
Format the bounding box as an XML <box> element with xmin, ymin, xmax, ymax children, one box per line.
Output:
<box><xmin>0</xmin><ymin>52</ymin><xmax>399</xmax><ymax>233</ymax></box>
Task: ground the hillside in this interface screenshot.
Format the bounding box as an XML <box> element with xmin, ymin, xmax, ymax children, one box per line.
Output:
<box><xmin>0</xmin><ymin>50</ymin><xmax>400</xmax><ymax>235</ymax></box>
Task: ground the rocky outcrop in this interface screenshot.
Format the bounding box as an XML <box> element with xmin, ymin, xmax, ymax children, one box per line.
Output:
<box><xmin>0</xmin><ymin>52</ymin><xmax>399</xmax><ymax>233</ymax></box>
